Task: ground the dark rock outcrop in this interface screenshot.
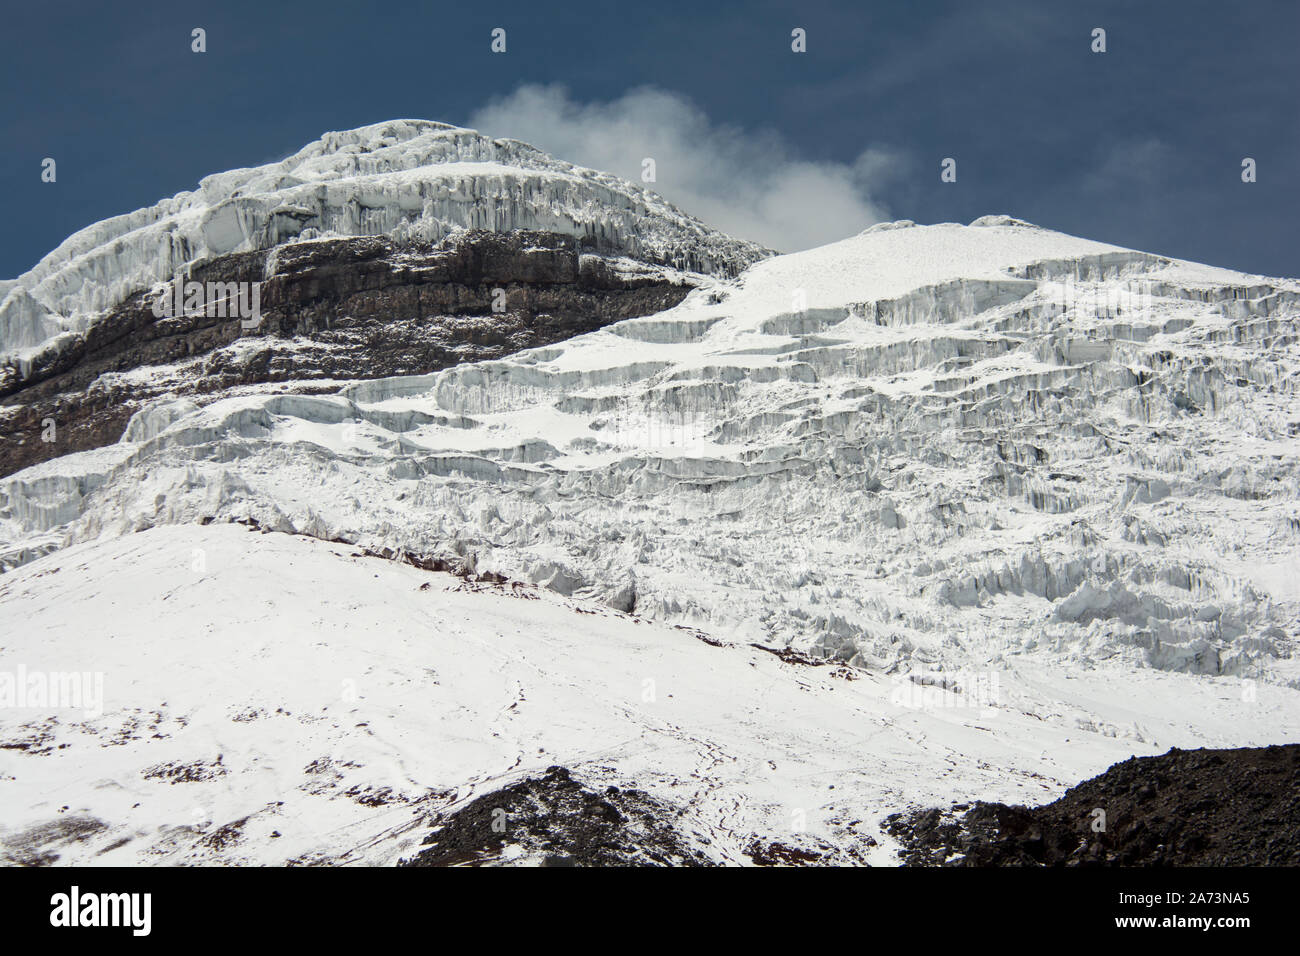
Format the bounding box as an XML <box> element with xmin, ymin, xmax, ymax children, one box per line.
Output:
<box><xmin>398</xmin><ymin>766</ymin><xmax>714</xmax><ymax>867</ymax></box>
<box><xmin>886</xmin><ymin>743</ymin><xmax>1300</xmax><ymax>866</ymax></box>
<box><xmin>0</xmin><ymin>230</ymin><xmax>697</xmax><ymax>477</ymax></box>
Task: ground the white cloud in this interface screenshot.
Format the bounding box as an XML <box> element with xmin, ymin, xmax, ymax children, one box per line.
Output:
<box><xmin>467</xmin><ymin>85</ymin><xmax>899</xmax><ymax>253</ymax></box>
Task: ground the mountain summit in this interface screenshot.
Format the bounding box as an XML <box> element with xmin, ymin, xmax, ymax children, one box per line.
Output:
<box><xmin>0</xmin><ymin>119</ymin><xmax>771</xmax><ymax>360</ymax></box>
<box><xmin>0</xmin><ymin>121</ymin><xmax>776</xmax><ymax>476</ymax></box>
<box><xmin>1</xmin><ymin>126</ymin><xmax>1298</xmax><ymax>866</ymax></box>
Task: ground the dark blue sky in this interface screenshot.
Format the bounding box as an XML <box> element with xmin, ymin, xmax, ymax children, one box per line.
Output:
<box><xmin>3</xmin><ymin>0</ymin><xmax>1296</xmax><ymax>277</ymax></box>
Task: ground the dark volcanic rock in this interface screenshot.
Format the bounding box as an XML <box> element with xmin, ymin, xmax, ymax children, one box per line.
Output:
<box><xmin>398</xmin><ymin>766</ymin><xmax>714</xmax><ymax>867</ymax></box>
<box><xmin>0</xmin><ymin>230</ymin><xmax>696</xmax><ymax>477</ymax></box>
<box><xmin>885</xmin><ymin>744</ymin><xmax>1300</xmax><ymax>866</ymax></box>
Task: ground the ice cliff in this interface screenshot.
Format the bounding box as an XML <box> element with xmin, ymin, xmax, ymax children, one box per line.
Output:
<box><xmin>3</xmin><ymin>213</ymin><xmax>1297</xmax><ymax>692</ymax></box>
<box><xmin>0</xmin><ymin>119</ymin><xmax>772</xmax><ymax>366</ymax></box>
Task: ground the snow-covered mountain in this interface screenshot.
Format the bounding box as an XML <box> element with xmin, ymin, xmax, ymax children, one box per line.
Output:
<box><xmin>1</xmin><ymin>128</ymin><xmax>1298</xmax><ymax>865</ymax></box>
<box><xmin>5</xmin><ymin>523</ymin><xmax>1294</xmax><ymax>865</ymax></box>
<box><xmin>6</xmin><ymin>214</ymin><xmax>1296</xmax><ymax>679</ymax></box>
<box><xmin>0</xmin><ymin>119</ymin><xmax>770</xmax><ymax>364</ymax></box>
<box><xmin>1</xmin><ymin>120</ymin><xmax>774</xmax><ymax>480</ymax></box>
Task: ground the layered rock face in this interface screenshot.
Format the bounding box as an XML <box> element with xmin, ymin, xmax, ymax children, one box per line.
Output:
<box><xmin>0</xmin><ymin>120</ymin><xmax>770</xmax><ymax>478</ymax></box>
<box><xmin>0</xmin><ymin>229</ymin><xmax>698</xmax><ymax>477</ymax></box>
<box><xmin>3</xmin><ymin>216</ymin><xmax>1297</xmax><ymax>703</ymax></box>
<box><xmin>0</xmin><ymin>119</ymin><xmax>769</xmax><ymax>365</ymax></box>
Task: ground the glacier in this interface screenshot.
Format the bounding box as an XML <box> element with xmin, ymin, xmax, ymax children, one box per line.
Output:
<box><xmin>2</xmin><ymin>523</ymin><xmax>1298</xmax><ymax>865</ymax></box>
<box><xmin>2</xmin><ymin>215</ymin><xmax>1297</xmax><ymax>689</ymax></box>
<box><xmin>0</xmin><ymin>119</ymin><xmax>771</xmax><ymax>370</ymax></box>
<box><xmin>1</xmin><ymin>126</ymin><xmax>1298</xmax><ymax>864</ymax></box>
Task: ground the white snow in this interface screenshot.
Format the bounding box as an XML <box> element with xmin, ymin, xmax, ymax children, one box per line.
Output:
<box><xmin>1</xmin><ymin>524</ymin><xmax>1295</xmax><ymax>865</ymax></box>
<box><xmin>1</xmin><ymin>119</ymin><xmax>769</xmax><ymax>366</ymax></box>
<box><xmin>3</xmin><ymin>217</ymin><xmax>1296</xmax><ymax>690</ymax></box>
<box><xmin>1</xmin><ymin>187</ymin><xmax>1298</xmax><ymax>864</ymax></box>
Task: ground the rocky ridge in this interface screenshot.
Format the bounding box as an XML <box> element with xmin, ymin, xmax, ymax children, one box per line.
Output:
<box><xmin>0</xmin><ymin>229</ymin><xmax>699</xmax><ymax>477</ymax></box>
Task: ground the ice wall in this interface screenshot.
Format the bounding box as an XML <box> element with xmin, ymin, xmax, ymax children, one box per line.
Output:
<box><xmin>2</xmin><ymin>217</ymin><xmax>1298</xmax><ymax>691</ymax></box>
<box><xmin>2</xmin><ymin>120</ymin><xmax>772</xmax><ymax>363</ymax></box>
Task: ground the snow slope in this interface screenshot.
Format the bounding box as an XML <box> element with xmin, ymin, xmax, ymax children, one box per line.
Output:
<box><xmin>3</xmin><ymin>216</ymin><xmax>1296</xmax><ymax>684</ymax></box>
<box><xmin>2</xmin><ymin>211</ymin><xmax>1298</xmax><ymax>864</ymax></box>
<box><xmin>2</xmin><ymin>523</ymin><xmax>1295</xmax><ymax>866</ymax></box>
<box><xmin>0</xmin><ymin>120</ymin><xmax>770</xmax><ymax>365</ymax></box>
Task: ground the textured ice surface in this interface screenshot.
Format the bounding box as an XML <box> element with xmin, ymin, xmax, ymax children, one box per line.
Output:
<box><xmin>3</xmin><ymin>218</ymin><xmax>1298</xmax><ymax>695</ymax></box>
<box><xmin>2</xmin><ymin>524</ymin><xmax>1296</xmax><ymax>865</ymax></box>
<box><xmin>1</xmin><ymin>120</ymin><xmax>771</xmax><ymax>366</ymax></box>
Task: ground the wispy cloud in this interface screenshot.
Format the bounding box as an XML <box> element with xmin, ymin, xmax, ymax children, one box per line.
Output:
<box><xmin>468</xmin><ymin>84</ymin><xmax>901</xmax><ymax>252</ymax></box>
<box><xmin>1083</xmin><ymin>137</ymin><xmax>1176</xmax><ymax>193</ymax></box>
